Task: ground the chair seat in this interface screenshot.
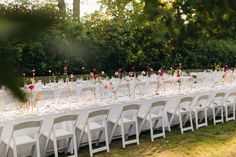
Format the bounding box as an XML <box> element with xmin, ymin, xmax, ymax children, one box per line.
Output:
<box><xmin>78</xmin><ymin>122</ymin><xmax>105</xmax><ymax>133</ymax></box>
<box><xmin>109</xmin><ymin>117</ymin><xmax>135</xmax><ymax>125</ymax></box>
<box><xmin>3</xmin><ymin>135</ymin><xmax>36</xmax><ymax>148</ymax></box>
<box><xmin>43</xmin><ymin>129</ymin><xmax>73</xmax><ymax>141</ymax></box>
<box><xmin>138</xmin><ymin>113</ymin><xmax>162</xmax><ymax>120</ymax></box>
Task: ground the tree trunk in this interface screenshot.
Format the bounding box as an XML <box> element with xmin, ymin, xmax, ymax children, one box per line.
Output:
<box><xmin>58</xmin><ymin>0</ymin><xmax>66</xmax><ymax>14</ymax></box>
<box><xmin>73</xmin><ymin>0</ymin><xmax>80</xmax><ymax>19</ymax></box>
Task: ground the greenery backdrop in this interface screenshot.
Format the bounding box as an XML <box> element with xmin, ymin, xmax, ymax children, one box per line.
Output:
<box><xmin>1</xmin><ymin>0</ymin><xmax>236</xmax><ymax>77</ymax></box>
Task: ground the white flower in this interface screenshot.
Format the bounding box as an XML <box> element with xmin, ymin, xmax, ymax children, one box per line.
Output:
<box><xmin>115</xmin><ymin>71</ymin><xmax>119</xmax><ymax>76</ymax></box>
<box><xmin>150</xmin><ymin>68</ymin><xmax>153</xmax><ymax>72</ymax></box>
<box><xmin>129</xmin><ymin>72</ymin><xmax>133</xmax><ymax>76</ymax></box>
<box><xmin>181</xmin><ymin>14</ymin><xmax>187</xmax><ymax>20</ymax></box>
<box><xmin>48</xmin><ymin>70</ymin><xmax>52</xmax><ymax>73</ymax></box>
<box><xmin>141</xmin><ymin>71</ymin><xmax>146</xmax><ymax>75</ymax></box>
<box><xmin>101</xmin><ymin>71</ymin><xmax>105</xmax><ymax>75</ymax></box>
<box><xmin>184</xmin><ymin>20</ymin><xmax>189</xmax><ymax>25</ymax></box>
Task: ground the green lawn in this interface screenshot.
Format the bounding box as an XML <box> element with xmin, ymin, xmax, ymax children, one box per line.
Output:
<box><xmin>78</xmin><ymin>121</ymin><xmax>236</xmax><ymax>157</ymax></box>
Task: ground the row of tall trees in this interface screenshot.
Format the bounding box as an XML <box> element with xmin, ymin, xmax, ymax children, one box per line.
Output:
<box><xmin>0</xmin><ymin>0</ymin><xmax>236</xmax><ymax>100</ymax></box>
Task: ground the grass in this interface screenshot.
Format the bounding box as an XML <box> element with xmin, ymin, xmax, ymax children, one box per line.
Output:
<box><xmin>77</xmin><ymin>121</ymin><xmax>236</xmax><ymax>157</ymax></box>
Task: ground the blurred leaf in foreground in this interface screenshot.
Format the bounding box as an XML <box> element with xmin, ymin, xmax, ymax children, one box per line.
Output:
<box><xmin>0</xmin><ymin>4</ymin><xmax>60</xmax><ymax>101</ymax></box>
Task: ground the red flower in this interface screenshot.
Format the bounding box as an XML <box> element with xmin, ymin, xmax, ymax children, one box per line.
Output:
<box><xmin>158</xmin><ymin>70</ymin><xmax>163</xmax><ymax>76</ymax></box>
<box><xmin>63</xmin><ymin>66</ymin><xmax>68</xmax><ymax>71</ymax></box>
<box><xmin>28</xmin><ymin>84</ymin><xmax>35</xmax><ymax>91</ymax></box>
<box><xmin>109</xmin><ymin>82</ymin><xmax>113</xmax><ymax>86</ymax></box>
<box><xmin>93</xmin><ymin>75</ymin><xmax>98</xmax><ymax>80</ymax></box>
<box><xmin>177</xmin><ymin>73</ymin><xmax>181</xmax><ymax>77</ymax></box>
<box><xmin>104</xmin><ymin>85</ymin><xmax>108</xmax><ymax>89</ymax></box>
<box><xmin>92</xmin><ymin>67</ymin><xmax>97</xmax><ymax>72</ymax></box>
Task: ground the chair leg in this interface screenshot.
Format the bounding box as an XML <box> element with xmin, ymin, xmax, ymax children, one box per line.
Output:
<box><xmin>225</xmin><ymin>105</ymin><xmax>228</xmax><ymax>121</ymax></box>
<box><xmin>36</xmin><ymin>140</ymin><xmax>41</xmax><ymax>157</ymax></box>
<box><xmin>53</xmin><ymin>139</ymin><xmax>59</xmax><ymax>157</ymax></box>
<box><xmin>87</xmin><ymin>131</ymin><xmax>93</xmax><ymax>157</ymax></box>
<box><xmin>73</xmin><ymin>131</ymin><xmax>78</xmax><ymax>157</ymax></box>
<box><xmin>121</xmin><ymin>124</ymin><xmax>126</xmax><ymax>148</ymax></box>
<box><xmin>195</xmin><ymin>111</ymin><xmax>199</xmax><ymax>129</ymax></box>
<box><xmin>13</xmin><ymin>146</ymin><xmax>17</xmax><ymax>157</ymax></box>
<box><xmin>205</xmin><ymin>109</ymin><xmax>208</xmax><ymax>126</ymax></box>
<box><xmin>43</xmin><ymin>137</ymin><xmax>50</xmax><ymax>156</ymax></box>
<box><xmin>179</xmin><ymin>114</ymin><xmax>184</xmax><ymax>134</ymax></box>
<box><xmin>135</xmin><ymin>119</ymin><xmax>139</xmax><ymax>145</ymax></box>
<box><xmin>161</xmin><ymin>116</ymin><xmax>166</xmax><ymax>138</ymax></box>
<box><xmin>213</xmin><ymin>107</ymin><xmax>216</xmax><ymax>125</ymax></box>
<box><xmin>221</xmin><ymin>105</ymin><xmax>224</xmax><ymax>123</ymax></box>
<box><xmin>189</xmin><ymin>111</ymin><xmax>194</xmax><ymax>131</ymax></box>
<box><xmin>104</xmin><ymin>126</ymin><xmax>110</xmax><ymax>152</ymax></box>
<box><xmin>149</xmin><ymin>119</ymin><xmax>154</xmax><ymax>142</ymax></box>
<box><xmin>233</xmin><ymin>105</ymin><xmax>235</xmax><ymax>120</ymax></box>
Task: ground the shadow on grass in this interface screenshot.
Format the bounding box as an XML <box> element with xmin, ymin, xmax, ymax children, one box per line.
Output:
<box><xmin>50</xmin><ymin>120</ymin><xmax>236</xmax><ymax>157</ymax></box>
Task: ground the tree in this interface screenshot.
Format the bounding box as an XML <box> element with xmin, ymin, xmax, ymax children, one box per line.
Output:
<box><xmin>73</xmin><ymin>0</ymin><xmax>80</xmax><ymax>19</ymax></box>
<box><xmin>58</xmin><ymin>0</ymin><xmax>66</xmax><ymax>13</ymax></box>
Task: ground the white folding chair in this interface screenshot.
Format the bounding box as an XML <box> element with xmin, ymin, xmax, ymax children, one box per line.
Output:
<box><xmin>138</xmin><ymin>101</ymin><xmax>166</xmax><ymax>141</ymax></box>
<box><xmin>43</xmin><ymin>114</ymin><xmax>78</xmax><ymax>157</ymax></box>
<box><xmin>192</xmin><ymin>95</ymin><xmax>209</xmax><ymax>129</ymax></box>
<box><xmin>4</xmin><ymin>120</ymin><xmax>42</xmax><ymax>157</ymax></box>
<box><xmin>210</xmin><ymin>92</ymin><xmax>226</xmax><ymax>125</ymax></box>
<box><xmin>224</xmin><ymin>91</ymin><xmax>236</xmax><ymax>121</ymax></box>
<box><xmin>109</xmin><ymin>104</ymin><xmax>140</xmax><ymax>148</ymax></box>
<box><xmin>77</xmin><ymin>109</ymin><xmax>110</xmax><ymax>157</ymax></box>
<box><xmin>167</xmin><ymin>97</ymin><xmax>194</xmax><ymax>134</ymax></box>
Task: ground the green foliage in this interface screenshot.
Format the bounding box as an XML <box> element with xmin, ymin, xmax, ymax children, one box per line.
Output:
<box><xmin>0</xmin><ymin>1</ymin><xmax>236</xmax><ymax>101</ymax></box>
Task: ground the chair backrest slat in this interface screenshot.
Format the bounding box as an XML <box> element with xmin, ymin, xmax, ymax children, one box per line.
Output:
<box><xmin>89</xmin><ymin>109</ymin><xmax>110</xmax><ymax>118</ymax></box>
<box><xmin>198</xmin><ymin>95</ymin><xmax>209</xmax><ymax>101</ymax></box>
<box><xmin>180</xmin><ymin>97</ymin><xmax>193</xmax><ymax>103</ymax></box>
<box><xmin>123</xmin><ymin>104</ymin><xmax>140</xmax><ymax>111</ymax></box>
<box><xmin>215</xmin><ymin>92</ymin><xmax>225</xmax><ymax>97</ymax></box>
<box><xmin>229</xmin><ymin>91</ymin><xmax>236</xmax><ymax>97</ymax></box>
<box><xmin>151</xmin><ymin>101</ymin><xmax>166</xmax><ymax>108</ymax></box>
<box><xmin>54</xmin><ymin>114</ymin><xmax>78</xmax><ymax>124</ymax></box>
<box><xmin>14</xmin><ymin>121</ymin><xmax>42</xmax><ymax>131</ymax></box>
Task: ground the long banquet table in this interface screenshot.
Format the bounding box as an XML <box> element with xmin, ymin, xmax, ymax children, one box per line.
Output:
<box><xmin>0</xmin><ymin>71</ymin><xmax>236</xmax><ymax>156</ymax></box>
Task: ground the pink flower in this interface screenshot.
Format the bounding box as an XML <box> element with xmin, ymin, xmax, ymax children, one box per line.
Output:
<box><xmin>92</xmin><ymin>67</ymin><xmax>97</xmax><ymax>72</ymax></box>
<box><xmin>131</xmin><ymin>66</ymin><xmax>135</xmax><ymax>70</ymax></box>
<box><xmin>70</xmin><ymin>74</ymin><xmax>74</xmax><ymax>78</ymax></box>
<box><xmin>28</xmin><ymin>84</ymin><xmax>35</xmax><ymax>91</ymax></box>
<box><xmin>109</xmin><ymin>82</ymin><xmax>113</xmax><ymax>86</ymax></box>
<box><xmin>63</xmin><ymin>66</ymin><xmax>68</xmax><ymax>71</ymax></box>
<box><xmin>104</xmin><ymin>85</ymin><xmax>108</xmax><ymax>89</ymax></box>
<box><xmin>118</xmin><ymin>68</ymin><xmax>122</xmax><ymax>72</ymax></box>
